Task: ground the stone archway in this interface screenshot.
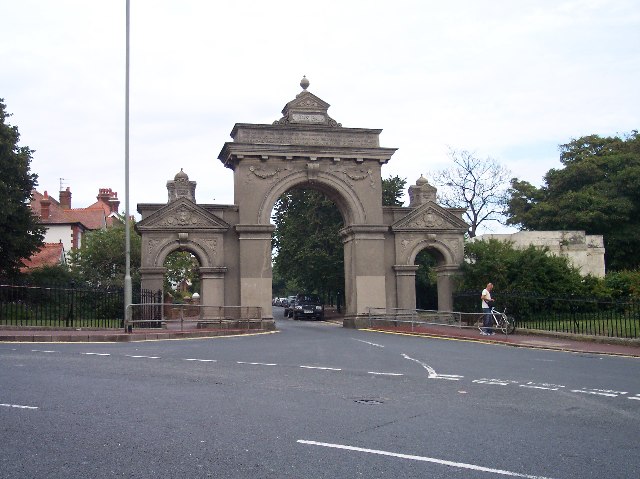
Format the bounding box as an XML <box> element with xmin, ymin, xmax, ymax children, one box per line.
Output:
<box><xmin>136</xmin><ymin>78</ymin><xmax>467</xmax><ymax>322</ymax></box>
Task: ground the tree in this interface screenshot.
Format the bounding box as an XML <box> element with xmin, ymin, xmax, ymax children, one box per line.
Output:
<box><xmin>458</xmin><ymin>239</ymin><xmax>587</xmax><ymax>297</ymax></box>
<box><xmin>69</xmin><ymin>222</ymin><xmax>141</xmax><ymax>289</ymax></box>
<box><xmin>163</xmin><ymin>251</ymin><xmax>200</xmax><ymax>297</ymax></box>
<box><xmin>430</xmin><ymin>149</ymin><xmax>511</xmax><ymax>237</ymax></box>
<box><xmin>0</xmin><ymin>99</ymin><xmax>45</xmax><ymax>279</ymax></box>
<box><xmin>506</xmin><ymin>132</ymin><xmax>640</xmax><ymax>270</ymax></box>
<box><xmin>272</xmin><ymin>189</ymin><xmax>344</xmax><ymax>297</ymax></box>
<box><xmin>271</xmin><ymin>176</ymin><xmax>407</xmax><ymax>298</ymax></box>
<box><xmin>382</xmin><ymin>175</ymin><xmax>407</xmax><ymax>206</ymax></box>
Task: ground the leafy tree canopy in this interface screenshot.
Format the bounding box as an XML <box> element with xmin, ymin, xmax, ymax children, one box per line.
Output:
<box><xmin>68</xmin><ymin>222</ymin><xmax>141</xmax><ymax>289</ymax></box>
<box><xmin>382</xmin><ymin>175</ymin><xmax>407</xmax><ymax>206</ymax></box>
<box><xmin>163</xmin><ymin>250</ymin><xmax>200</xmax><ymax>296</ymax></box>
<box><xmin>0</xmin><ymin>98</ymin><xmax>45</xmax><ymax>279</ymax></box>
<box><xmin>506</xmin><ymin>131</ymin><xmax>640</xmax><ymax>270</ymax></box>
<box><xmin>458</xmin><ymin>239</ymin><xmax>587</xmax><ymax>298</ymax></box>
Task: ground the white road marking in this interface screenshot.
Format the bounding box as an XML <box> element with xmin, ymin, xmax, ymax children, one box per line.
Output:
<box><xmin>1</xmin><ymin>403</ymin><xmax>38</xmax><ymax>410</ymax></box>
<box><xmin>81</xmin><ymin>352</ymin><xmax>111</xmax><ymax>356</ymax></box>
<box><xmin>629</xmin><ymin>395</ymin><xmax>640</xmax><ymax>401</ymax></box>
<box><xmin>297</xmin><ymin>440</ymin><xmax>557</xmax><ymax>479</ymax></box>
<box><xmin>352</xmin><ymin>339</ymin><xmax>385</xmax><ymax>348</ymax></box>
<box><xmin>434</xmin><ymin>374</ymin><xmax>464</xmax><ymax>381</ymax></box>
<box><xmin>473</xmin><ymin>378</ymin><xmax>519</xmax><ymax>386</ymax></box>
<box><xmin>300</xmin><ymin>365</ymin><xmax>342</xmax><ymax>371</ymax></box>
<box><xmin>402</xmin><ymin>353</ymin><xmax>437</xmax><ymax>378</ymax></box>
<box><xmin>31</xmin><ymin>349</ymin><xmax>57</xmax><ymax>353</ymax></box>
<box><xmin>125</xmin><ymin>355</ymin><xmax>160</xmax><ymax>359</ymax></box>
<box><xmin>368</xmin><ymin>372</ymin><xmax>404</xmax><ymax>376</ymax></box>
<box><xmin>520</xmin><ymin>382</ymin><xmax>565</xmax><ymax>391</ymax></box>
<box><xmin>571</xmin><ymin>388</ymin><xmax>627</xmax><ymax>398</ymax></box>
<box><xmin>184</xmin><ymin>358</ymin><xmax>217</xmax><ymax>362</ymax></box>
<box><xmin>237</xmin><ymin>361</ymin><xmax>277</xmax><ymax>366</ymax></box>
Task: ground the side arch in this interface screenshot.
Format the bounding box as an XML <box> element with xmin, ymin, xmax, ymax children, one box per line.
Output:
<box><xmin>407</xmin><ymin>239</ymin><xmax>456</xmax><ymax>267</ymax></box>
<box><xmin>153</xmin><ymin>240</ymin><xmax>212</xmax><ymax>269</ymax></box>
<box><xmin>257</xmin><ymin>171</ymin><xmax>367</xmax><ymax>226</ymax></box>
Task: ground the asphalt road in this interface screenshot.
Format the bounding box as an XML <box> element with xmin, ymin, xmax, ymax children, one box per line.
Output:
<box><xmin>1</xmin><ymin>308</ymin><xmax>639</xmax><ymax>478</ymax></box>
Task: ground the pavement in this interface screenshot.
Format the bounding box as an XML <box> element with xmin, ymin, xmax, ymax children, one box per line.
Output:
<box><xmin>1</xmin><ymin>318</ymin><xmax>639</xmax><ymax>357</ymax></box>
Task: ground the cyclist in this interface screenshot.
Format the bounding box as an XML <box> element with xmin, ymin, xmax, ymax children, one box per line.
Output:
<box><xmin>480</xmin><ymin>282</ymin><xmax>495</xmax><ymax>335</ymax></box>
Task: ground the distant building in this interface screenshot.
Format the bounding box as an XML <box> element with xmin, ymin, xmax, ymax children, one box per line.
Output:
<box><xmin>22</xmin><ymin>187</ymin><xmax>122</xmax><ymax>271</ymax></box>
<box><xmin>20</xmin><ymin>242</ymin><xmax>66</xmax><ymax>272</ymax></box>
<box><xmin>472</xmin><ymin>231</ymin><xmax>606</xmax><ymax>277</ymax></box>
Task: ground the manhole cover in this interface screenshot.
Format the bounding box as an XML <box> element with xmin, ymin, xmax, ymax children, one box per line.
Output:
<box><xmin>354</xmin><ymin>399</ymin><xmax>384</xmax><ymax>405</ymax></box>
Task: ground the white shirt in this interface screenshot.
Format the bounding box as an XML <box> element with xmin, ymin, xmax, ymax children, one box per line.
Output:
<box><xmin>481</xmin><ymin>288</ymin><xmax>492</xmax><ymax>308</ymax></box>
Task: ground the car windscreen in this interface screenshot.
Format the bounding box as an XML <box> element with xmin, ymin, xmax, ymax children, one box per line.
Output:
<box><xmin>297</xmin><ymin>295</ymin><xmax>320</xmax><ymax>302</ymax></box>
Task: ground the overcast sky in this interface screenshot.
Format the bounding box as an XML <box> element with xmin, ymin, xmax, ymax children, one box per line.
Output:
<box><xmin>2</xmin><ymin>0</ymin><xmax>638</xmax><ymax>234</ymax></box>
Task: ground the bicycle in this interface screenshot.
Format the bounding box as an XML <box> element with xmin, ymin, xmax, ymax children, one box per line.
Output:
<box><xmin>479</xmin><ymin>306</ymin><xmax>516</xmax><ymax>335</ymax></box>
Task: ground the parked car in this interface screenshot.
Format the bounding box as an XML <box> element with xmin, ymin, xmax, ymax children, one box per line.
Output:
<box><xmin>283</xmin><ymin>295</ymin><xmax>297</xmax><ymax>316</ymax></box>
<box><xmin>292</xmin><ymin>293</ymin><xmax>324</xmax><ymax>320</ymax></box>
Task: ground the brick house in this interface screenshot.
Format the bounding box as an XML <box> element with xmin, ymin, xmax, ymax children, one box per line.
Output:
<box><xmin>23</xmin><ymin>187</ymin><xmax>122</xmax><ymax>270</ymax></box>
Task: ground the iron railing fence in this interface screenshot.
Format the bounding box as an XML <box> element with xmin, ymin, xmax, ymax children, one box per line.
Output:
<box><xmin>0</xmin><ymin>283</ymin><xmax>157</xmax><ymax>329</ymax></box>
<box><xmin>454</xmin><ymin>291</ymin><xmax>639</xmax><ymax>339</ymax></box>
<box><xmin>125</xmin><ymin>303</ymin><xmax>264</xmax><ymax>332</ymax></box>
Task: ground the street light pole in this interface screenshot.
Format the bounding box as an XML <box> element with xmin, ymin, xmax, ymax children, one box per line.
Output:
<box><xmin>124</xmin><ymin>0</ymin><xmax>132</xmax><ymax>328</ymax></box>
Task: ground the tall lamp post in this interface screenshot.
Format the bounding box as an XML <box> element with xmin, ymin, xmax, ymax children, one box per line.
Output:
<box><xmin>124</xmin><ymin>0</ymin><xmax>132</xmax><ymax>328</ymax></box>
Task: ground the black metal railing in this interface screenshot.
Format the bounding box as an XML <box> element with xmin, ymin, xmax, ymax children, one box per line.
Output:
<box><xmin>0</xmin><ymin>282</ymin><xmax>157</xmax><ymax>329</ymax></box>
<box><xmin>454</xmin><ymin>291</ymin><xmax>639</xmax><ymax>339</ymax></box>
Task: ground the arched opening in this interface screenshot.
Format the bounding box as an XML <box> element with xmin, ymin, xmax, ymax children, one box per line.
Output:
<box><xmin>271</xmin><ymin>184</ymin><xmax>346</xmax><ymax>318</ymax></box>
<box><xmin>414</xmin><ymin>248</ymin><xmax>441</xmax><ymax>310</ymax></box>
<box><xmin>163</xmin><ymin>250</ymin><xmax>201</xmax><ymax>304</ymax></box>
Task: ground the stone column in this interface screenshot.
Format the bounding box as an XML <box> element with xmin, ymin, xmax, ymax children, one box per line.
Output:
<box><xmin>393</xmin><ymin>265</ymin><xmax>420</xmax><ymax>311</ymax></box>
<box><xmin>435</xmin><ymin>265</ymin><xmax>459</xmax><ymax>312</ymax></box>
<box><xmin>139</xmin><ymin>267</ymin><xmax>165</xmax><ymax>298</ymax></box>
<box><xmin>199</xmin><ymin>267</ymin><xmax>227</xmax><ymax>308</ymax></box>
<box><xmin>235</xmin><ymin>224</ymin><xmax>275</xmax><ymax>319</ymax></box>
<box><xmin>341</xmin><ymin>225</ymin><xmax>388</xmax><ymax>315</ymax></box>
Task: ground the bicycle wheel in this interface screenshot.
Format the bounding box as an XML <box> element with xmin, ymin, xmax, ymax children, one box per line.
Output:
<box><xmin>505</xmin><ymin>316</ymin><xmax>516</xmax><ymax>334</ymax></box>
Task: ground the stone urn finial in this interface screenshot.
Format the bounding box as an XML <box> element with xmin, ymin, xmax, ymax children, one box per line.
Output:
<box><xmin>300</xmin><ymin>75</ymin><xmax>310</xmax><ymax>91</ymax></box>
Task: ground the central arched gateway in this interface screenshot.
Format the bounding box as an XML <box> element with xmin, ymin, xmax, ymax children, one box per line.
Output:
<box><xmin>136</xmin><ymin>79</ymin><xmax>467</xmax><ymax>323</ymax></box>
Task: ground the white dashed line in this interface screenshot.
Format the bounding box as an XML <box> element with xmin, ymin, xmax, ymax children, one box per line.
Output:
<box><xmin>184</xmin><ymin>358</ymin><xmax>217</xmax><ymax>362</ymax></box>
<box><xmin>519</xmin><ymin>382</ymin><xmax>564</xmax><ymax>391</ymax></box>
<box><xmin>297</xmin><ymin>440</ymin><xmax>557</xmax><ymax>479</ymax></box>
<box><xmin>125</xmin><ymin>355</ymin><xmax>160</xmax><ymax>359</ymax></box>
<box><xmin>368</xmin><ymin>372</ymin><xmax>404</xmax><ymax>376</ymax></box>
<box><xmin>31</xmin><ymin>350</ymin><xmax>58</xmax><ymax>353</ymax></box>
<box><xmin>629</xmin><ymin>395</ymin><xmax>640</xmax><ymax>401</ymax></box>
<box><xmin>473</xmin><ymin>378</ymin><xmax>520</xmax><ymax>386</ymax></box>
<box><xmin>300</xmin><ymin>365</ymin><xmax>342</xmax><ymax>371</ymax></box>
<box><xmin>237</xmin><ymin>361</ymin><xmax>277</xmax><ymax>366</ymax></box>
<box><xmin>352</xmin><ymin>339</ymin><xmax>385</xmax><ymax>348</ymax></box>
<box><xmin>81</xmin><ymin>352</ymin><xmax>111</xmax><ymax>356</ymax></box>
<box><xmin>1</xmin><ymin>403</ymin><xmax>38</xmax><ymax>410</ymax></box>
<box><xmin>571</xmin><ymin>388</ymin><xmax>627</xmax><ymax>398</ymax></box>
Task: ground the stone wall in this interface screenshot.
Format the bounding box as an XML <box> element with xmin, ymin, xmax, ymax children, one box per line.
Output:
<box><xmin>473</xmin><ymin>231</ymin><xmax>605</xmax><ymax>277</ymax></box>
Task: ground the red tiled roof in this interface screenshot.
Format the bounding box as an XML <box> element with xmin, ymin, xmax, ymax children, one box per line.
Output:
<box><xmin>30</xmin><ymin>190</ymin><xmax>106</xmax><ymax>230</ymax></box>
<box><xmin>20</xmin><ymin>243</ymin><xmax>65</xmax><ymax>271</ymax></box>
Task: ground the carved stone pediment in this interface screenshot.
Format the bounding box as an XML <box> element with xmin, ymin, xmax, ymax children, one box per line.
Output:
<box><xmin>391</xmin><ymin>202</ymin><xmax>468</xmax><ymax>232</ymax></box>
<box><xmin>136</xmin><ymin>197</ymin><xmax>230</xmax><ymax>232</ymax></box>
<box><xmin>273</xmin><ymin>91</ymin><xmax>341</xmax><ymax>128</ymax></box>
